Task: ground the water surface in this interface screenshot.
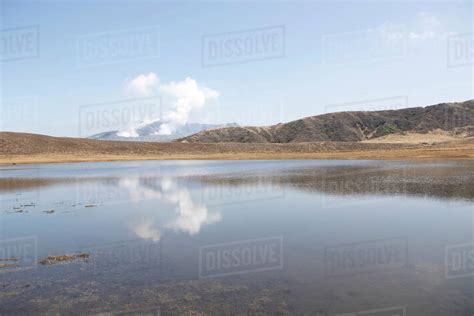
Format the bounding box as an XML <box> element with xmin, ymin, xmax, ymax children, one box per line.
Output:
<box><xmin>0</xmin><ymin>160</ymin><xmax>473</xmax><ymax>315</ymax></box>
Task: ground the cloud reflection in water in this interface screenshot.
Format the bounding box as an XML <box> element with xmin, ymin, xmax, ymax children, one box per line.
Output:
<box><xmin>119</xmin><ymin>177</ymin><xmax>221</xmax><ymax>241</ymax></box>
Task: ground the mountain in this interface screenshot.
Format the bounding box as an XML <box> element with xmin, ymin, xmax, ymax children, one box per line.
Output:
<box><xmin>177</xmin><ymin>100</ymin><xmax>474</xmax><ymax>143</ymax></box>
<box><xmin>89</xmin><ymin>122</ymin><xmax>239</xmax><ymax>142</ymax></box>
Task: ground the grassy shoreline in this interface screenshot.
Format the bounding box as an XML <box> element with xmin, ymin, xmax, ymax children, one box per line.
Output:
<box><xmin>1</xmin><ymin>147</ymin><xmax>473</xmax><ymax>165</ymax></box>
<box><xmin>1</xmin><ymin>132</ymin><xmax>472</xmax><ymax>165</ymax></box>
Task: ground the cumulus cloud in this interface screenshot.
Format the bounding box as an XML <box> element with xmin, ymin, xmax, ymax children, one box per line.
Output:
<box><xmin>125</xmin><ymin>72</ymin><xmax>159</xmax><ymax>97</ymax></box>
<box><xmin>157</xmin><ymin>77</ymin><xmax>219</xmax><ymax>135</ymax></box>
<box><xmin>122</xmin><ymin>73</ymin><xmax>219</xmax><ymax>137</ymax></box>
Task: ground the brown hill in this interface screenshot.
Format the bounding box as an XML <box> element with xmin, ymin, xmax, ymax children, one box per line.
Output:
<box><xmin>178</xmin><ymin>100</ymin><xmax>474</xmax><ymax>143</ymax></box>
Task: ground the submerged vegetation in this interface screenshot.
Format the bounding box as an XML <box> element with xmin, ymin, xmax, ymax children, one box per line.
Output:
<box><xmin>39</xmin><ymin>253</ymin><xmax>90</xmax><ymax>265</ymax></box>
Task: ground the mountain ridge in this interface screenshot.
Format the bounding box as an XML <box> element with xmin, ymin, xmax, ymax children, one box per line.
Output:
<box><xmin>177</xmin><ymin>100</ymin><xmax>474</xmax><ymax>143</ymax></box>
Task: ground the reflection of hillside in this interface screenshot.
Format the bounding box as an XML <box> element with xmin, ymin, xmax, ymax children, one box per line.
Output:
<box><xmin>194</xmin><ymin>163</ymin><xmax>474</xmax><ymax>201</ymax></box>
<box><xmin>118</xmin><ymin>177</ymin><xmax>221</xmax><ymax>241</ymax></box>
<box><xmin>0</xmin><ymin>177</ymin><xmax>84</xmax><ymax>192</ymax></box>
<box><xmin>2</xmin><ymin>163</ymin><xmax>473</xmax><ymax>204</ymax></box>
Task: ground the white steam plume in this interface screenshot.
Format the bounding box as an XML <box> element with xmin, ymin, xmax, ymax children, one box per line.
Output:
<box><xmin>121</xmin><ymin>73</ymin><xmax>219</xmax><ymax>137</ymax></box>
<box><xmin>157</xmin><ymin>77</ymin><xmax>219</xmax><ymax>135</ymax></box>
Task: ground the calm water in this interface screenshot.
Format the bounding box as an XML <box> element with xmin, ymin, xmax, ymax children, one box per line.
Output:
<box><xmin>0</xmin><ymin>160</ymin><xmax>473</xmax><ymax>315</ymax></box>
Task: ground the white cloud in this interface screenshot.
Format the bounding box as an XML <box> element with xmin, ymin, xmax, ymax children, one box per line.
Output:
<box><xmin>125</xmin><ymin>72</ymin><xmax>159</xmax><ymax>97</ymax></box>
<box><xmin>375</xmin><ymin>22</ymin><xmax>406</xmax><ymax>44</ymax></box>
<box><xmin>116</xmin><ymin>118</ymin><xmax>155</xmax><ymax>137</ymax></box>
<box><xmin>157</xmin><ymin>77</ymin><xmax>219</xmax><ymax>135</ymax></box>
<box><xmin>122</xmin><ymin>73</ymin><xmax>219</xmax><ymax>137</ymax></box>
<box><xmin>375</xmin><ymin>12</ymin><xmax>444</xmax><ymax>44</ymax></box>
<box><xmin>408</xmin><ymin>12</ymin><xmax>441</xmax><ymax>40</ymax></box>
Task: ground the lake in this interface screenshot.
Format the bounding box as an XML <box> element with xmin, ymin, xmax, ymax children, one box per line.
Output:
<box><xmin>0</xmin><ymin>160</ymin><xmax>473</xmax><ymax>315</ymax></box>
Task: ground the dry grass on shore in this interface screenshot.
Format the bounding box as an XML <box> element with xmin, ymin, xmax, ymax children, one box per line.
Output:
<box><xmin>0</xmin><ymin>132</ymin><xmax>473</xmax><ymax>165</ymax></box>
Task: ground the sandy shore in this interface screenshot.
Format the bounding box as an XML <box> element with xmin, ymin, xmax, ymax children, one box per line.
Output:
<box><xmin>0</xmin><ymin>132</ymin><xmax>473</xmax><ymax>165</ymax></box>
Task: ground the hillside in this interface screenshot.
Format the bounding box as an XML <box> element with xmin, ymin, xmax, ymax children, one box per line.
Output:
<box><xmin>1</xmin><ymin>100</ymin><xmax>474</xmax><ymax>164</ymax></box>
<box><xmin>178</xmin><ymin>100</ymin><xmax>474</xmax><ymax>143</ymax></box>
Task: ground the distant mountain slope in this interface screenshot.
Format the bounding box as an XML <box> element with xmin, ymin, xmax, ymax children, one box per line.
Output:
<box><xmin>89</xmin><ymin>122</ymin><xmax>238</xmax><ymax>141</ymax></box>
<box><xmin>178</xmin><ymin>100</ymin><xmax>474</xmax><ymax>143</ymax></box>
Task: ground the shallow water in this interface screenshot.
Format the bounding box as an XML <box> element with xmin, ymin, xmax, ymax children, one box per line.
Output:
<box><xmin>0</xmin><ymin>160</ymin><xmax>473</xmax><ymax>315</ymax></box>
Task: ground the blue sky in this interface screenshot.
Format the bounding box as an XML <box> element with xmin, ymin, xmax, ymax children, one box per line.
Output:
<box><xmin>0</xmin><ymin>0</ymin><xmax>472</xmax><ymax>137</ymax></box>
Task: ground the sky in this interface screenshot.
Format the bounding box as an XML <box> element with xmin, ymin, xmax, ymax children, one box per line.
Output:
<box><xmin>0</xmin><ymin>0</ymin><xmax>473</xmax><ymax>137</ymax></box>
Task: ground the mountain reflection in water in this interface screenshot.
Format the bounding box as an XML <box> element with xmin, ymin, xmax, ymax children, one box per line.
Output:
<box><xmin>194</xmin><ymin>162</ymin><xmax>474</xmax><ymax>202</ymax></box>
